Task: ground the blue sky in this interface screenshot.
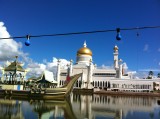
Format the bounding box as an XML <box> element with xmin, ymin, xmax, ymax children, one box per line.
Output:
<box><xmin>0</xmin><ymin>0</ymin><xmax>160</xmax><ymax>77</ymax></box>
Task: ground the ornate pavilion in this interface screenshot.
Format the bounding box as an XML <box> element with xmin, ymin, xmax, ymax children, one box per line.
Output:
<box><xmin>1</xmin><ymin>56</ymin><xmax>28</xmax><ymax>84</ymax></box>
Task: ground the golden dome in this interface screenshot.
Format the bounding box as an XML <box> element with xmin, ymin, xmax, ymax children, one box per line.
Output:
<box><xmin>77</xmin><ymin>41</ymin><xmax>92</xmax><ymax>56</ymax></box>
<box><xmin>77</xmin><ymin>47</ymin><xmax>92</xmax><ymax>56</ymax></box>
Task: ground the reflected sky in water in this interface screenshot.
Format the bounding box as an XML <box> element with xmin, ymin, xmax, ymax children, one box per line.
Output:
<box><xmin>0</xmin><ymin>94</ymin><xmax>160</xmax><ymax>119</ymax></box>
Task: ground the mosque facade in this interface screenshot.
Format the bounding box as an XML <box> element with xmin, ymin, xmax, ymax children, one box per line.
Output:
<box><xmin>56</xmin><ymin>41</ymin><xmax>154</xmax><ymax>92</ymax></box>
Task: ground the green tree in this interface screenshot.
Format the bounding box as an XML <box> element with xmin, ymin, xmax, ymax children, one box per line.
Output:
<box><xmin>157</xmin><ymin>73</ymin><xmax>160</xmax><ymax>78</ymax></box>
<box><xmin>147</xmin><ymin>71</ymin><xmax>154</xmax><ymax>79</ymax></box>
<box><xmin>149</xmin><ymin>71</ymin><xmax>154</xmax><ymax>76</ymax></box>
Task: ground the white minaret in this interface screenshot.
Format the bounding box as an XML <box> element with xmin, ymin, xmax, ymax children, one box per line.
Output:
<box><xmin>113</xmin><ymin>45</ymin><xmax>119</xmax><ymax>69</ymax></box>
<box><xmin>56</xmin><ymin>59</ymin><xmax>61</xmax><ymax>87</ymax></box>
<box><xmin>69</xmin><ymin>59</ymin><xmax>73</xmax><ymax>76</ymax></box>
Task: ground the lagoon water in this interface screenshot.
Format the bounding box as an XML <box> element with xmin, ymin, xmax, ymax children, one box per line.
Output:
<box><xmin>0</xmin><ymin>94</ymin><xmax>160</xmax><ymax>119</ymax></box>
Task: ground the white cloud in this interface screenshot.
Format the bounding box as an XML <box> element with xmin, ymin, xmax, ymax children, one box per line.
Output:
<box><xmin>143</xmin><ymin>44</ymin><xmax>149</xmax><ymax>51</ymax></box>
<box><xmin>122</xmin><ymin>62</ymin><xmax>128</xmax><ymax>70</ymax></box>
<box><xmin>138</xmin><ymin>69</ymin><xmax>160</xmax><ymax>72</ymax></box>
<box><xmin>135</xmin><ymin>71</ymin><xmax>148</xmax><ymax>79</ymax></box>
<box><xmin>99</xmin><ymin>64</ymin><xmax>113</xmax><ymax>69</ymax></box>
<box><xmin>27</xmin><ymin>62</ymin><xmax>46</xmax><ymax>77</ymax></box>
<box><xmin>26</xmin><ymin>57</ymin><xmax>70</xmax><ymax>77</ymax></box>
<box><xmin>127</xmin><ymin>71</ymin><xmax>136</xmax><ymax>74</ymax></box>
<box><xmin>0</xmin><ymin>21</ymin><xmax>25</xmax><ymax>61</ymax></box>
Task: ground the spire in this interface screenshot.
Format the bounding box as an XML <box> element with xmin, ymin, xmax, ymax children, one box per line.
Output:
<box><xmin>15</xmin><ymin>56</ymin><xmax>18</xmax><ymax>60</ymax></box>
<box><xmin>114</xmin><ymin>45</ymin><xmax>119</xmax><ymax>51</ymax></box>
<box><xmin>83</xmin><ymin>41</ymin><xmax>87</xmax><ymax>47</ymax></box>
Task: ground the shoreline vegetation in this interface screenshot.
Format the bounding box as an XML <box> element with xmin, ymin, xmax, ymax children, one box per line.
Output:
<box><xmin>94</xmin><ymin>90</ymin><xmax>160</xmax><ymax>97</ymax></box>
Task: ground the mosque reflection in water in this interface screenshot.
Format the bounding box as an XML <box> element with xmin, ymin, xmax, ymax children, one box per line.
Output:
<box><xmin>0</xmin><ymin>94</ymin><xmax>160</xmax><ymax>119</ymax></box>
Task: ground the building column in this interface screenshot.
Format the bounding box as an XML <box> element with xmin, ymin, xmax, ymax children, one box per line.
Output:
<box><xmin>88</xmin><ymin>60</ymin><xmax>93</xmax><ymax>89</ymax></box>
<box><xmin>57</xmin><ymin>59</ymin><xmax>61</xmax><ymax>87</ymax></box>
<box><xmin>69</xmin><ymin>59</ymin><xmax>73</xmax><ymax>76</ymax></box>
<box><xmin>118</xmin><ymin>59</ymin><xmax>123</xmax><ymax>78</ymax></box>
<box><xmin>24</xmin><ymin>70</ymin><xmax>28</xmax><ymax>81</ymax></box>
<box><xmin>81</xmin><ymin>71</ymin><xmax>87</xmax><ymax>88</ymax></box>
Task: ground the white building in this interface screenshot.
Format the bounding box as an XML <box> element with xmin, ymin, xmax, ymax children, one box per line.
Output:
<box><xmin>56</xmin><ymin>41</ymin><xmax>154</xmax><ymax>92</ymax></box>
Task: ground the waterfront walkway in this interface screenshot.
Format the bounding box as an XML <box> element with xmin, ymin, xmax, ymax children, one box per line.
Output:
<box><xmin>94</xmin><ymin>90</ymin><xmax>160</xmax><ymax>97</ymax></box>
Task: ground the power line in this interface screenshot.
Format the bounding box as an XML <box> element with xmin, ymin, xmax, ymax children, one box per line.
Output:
<box><xmin>0</xmin><ymin>25</ymin><xmax>160</xmax><ymax>40</ymax></box>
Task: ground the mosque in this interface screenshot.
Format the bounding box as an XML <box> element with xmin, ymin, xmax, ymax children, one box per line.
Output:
<box><xmin>57</xmin><ymin>41</ymin><xmax>155</xmax><ymax>92</ymax></box>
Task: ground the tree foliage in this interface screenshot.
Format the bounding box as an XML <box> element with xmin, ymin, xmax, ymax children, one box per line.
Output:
<box><xmin>157</xmin><ymin>73</ymin><xmax>160</xmax><ymax>78</ymax></box>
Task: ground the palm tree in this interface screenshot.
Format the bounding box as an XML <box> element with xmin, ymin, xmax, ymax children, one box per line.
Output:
<box><xmin>149</xmin><ymin>71</ymin><xmax>154</xmax><ymax>76</ymax></box>
<box><xmin>147</xmin><ymin>71</ymin><xmax>154</xmax><ymax>79</ymax></box>
<box><xmin>157</xmin><ymin>73</ymin><xmax>160</xmax><ymax>78</ymax></box>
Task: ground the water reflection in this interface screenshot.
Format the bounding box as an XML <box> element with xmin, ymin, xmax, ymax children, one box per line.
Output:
<box><xmin>31</xmin><ymin>99</ymin><xmax>76</xmax><ymax>119</ymax></box>
<box><xmin>0</xmin><ymin>94</ymin><xmax>160</xmax><ymax>119</ymax></box>
<box><xmin>0</xmin><ymin>99</ymin><xmax>23</xmax><ymax>119</ymax></box>
<box><xmin>71</xmin><ymin>94</ymin><xmax>160</xmax><ymax>119</ymax></box>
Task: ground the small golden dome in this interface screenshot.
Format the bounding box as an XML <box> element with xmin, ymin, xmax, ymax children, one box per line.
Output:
<box><xmin>77</xmin><ymin>41</ymin><xmax>92</xmax><ymax>56</ymax></box>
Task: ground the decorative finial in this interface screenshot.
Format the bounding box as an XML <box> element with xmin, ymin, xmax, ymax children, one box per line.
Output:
<box><xmin>83</xmin><ymin>41</ymin><xmax>87</xmax><ymax>47</ymax></box>
<box><xmin>15</xmin><ymin>56</ymin><xmax>18</xmax><ymax>62</ymax></box>
<box><xmin>57</xmin><ymin>59</ymin><xmax>61</xmax><ymax>63</ymax></box>
<box><xmin>119</xmin><ymin>59</ymin><xmax>123</xmax><ymax>63</ymax></box>
<box><xmin>114</xmin><ymin>45</ymin><xmax>119</xmax><ymax>51</ymax></box>
<box><xmin>15</xmin><ymin>56</ymin><xmax>18</xmax><ymax>59</ymax></box>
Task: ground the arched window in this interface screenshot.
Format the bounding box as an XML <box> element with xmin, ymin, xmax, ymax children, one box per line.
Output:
<box><xmin>95</xmin><ymin>81</ymin><xmax>97</xmax><ymax>87</ymax></box>
<box><xmin>108</xmin><ymin>82</ymin><xmax>110</xmax><ymax>88</ymax></box>
<box><xmin>93</xmin><ymin>81</ymin><xmax>94</xmax><ymax>86</ymax></box>
<box><xmin>105</xmin><ymin>81</ymin><xmax>107</xmax><ymax>87</ymax></box>
<box><xmin>76</xmin><ymin>81</ymin><xmax>78</xmax><ymax>87</ymax></box>
<box><xmin>103</xmin><ymin>81</ymin><xmax>105</xmax><ymax>87</ymax></box>
<box><xmin>100</xmin><ymin>82</ymin><xmax>102</xmax><ymax>87</ymax></box>
<box><xmin>78</xmin><ymin>81</ymin><xmax>81</xmax><ymax>87</ymax></box>
<box><xmin>60</xmin><ymin>80</ymin><xmax>61</xmax><ymax>85</ymax></box>
<box><xmin>9</xmin><ymin>72</ymin><xmax>12</xmax><ymax>80</ymax></box>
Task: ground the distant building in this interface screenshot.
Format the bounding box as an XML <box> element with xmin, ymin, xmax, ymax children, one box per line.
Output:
<box><xmin>34</xmin><ymin>70</ymin><xmax>57</xmax><ymax>88</ymax></box>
